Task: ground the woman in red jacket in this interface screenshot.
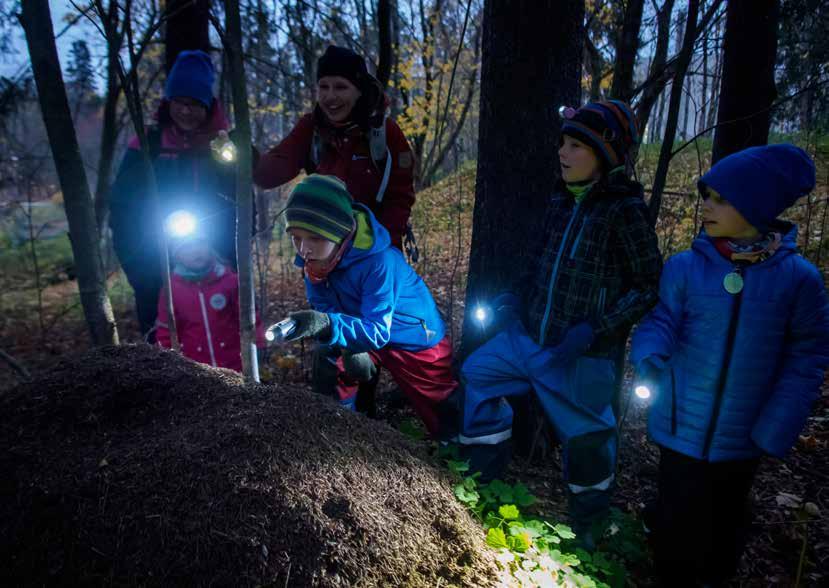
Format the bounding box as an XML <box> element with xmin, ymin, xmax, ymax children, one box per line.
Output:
<box><xmin>254</xmin><ymin>45</ymin><xmax>415</xmax><ymax>249</ymax></box>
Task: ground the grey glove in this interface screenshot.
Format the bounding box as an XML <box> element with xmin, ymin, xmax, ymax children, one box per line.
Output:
<box><xmin>287</xmin><ymin>310</ymin><xmax>332</xmax><ymax>342</ymax></box>
<box><xmin>343</xmin><ymin>351</ymin><xmax>377</xmax><ymax>382</ymax></box>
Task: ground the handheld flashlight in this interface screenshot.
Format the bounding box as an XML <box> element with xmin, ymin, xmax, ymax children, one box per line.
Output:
<box><xmin>474</xmin><ymin>305</ymin><xmax>488</xmax><ymax>324</ymax></box>
<box><xmin>210</xmin><ymin>134</ymin><xmax>237</xmax><ymax>163</ymax></box>
<box><xmin>165</xmin><ymin>210</ymin><xmax>197</xmax><ymax>238</ymax></box>
<box><xmin>265</xmin><ymin>318</ymin><xmax>296</xmax><ymax>344</ymax></box>
<box><xmin>634</xmin><ymin>385</ymin><xmax>651</xmax><ymax>400</ymax></box>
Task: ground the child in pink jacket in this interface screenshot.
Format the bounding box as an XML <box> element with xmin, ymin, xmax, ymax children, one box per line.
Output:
<box><xmin>156</xmin><ymin>233</ymin><xmax>264</xmax><ymax>371</ymax></box>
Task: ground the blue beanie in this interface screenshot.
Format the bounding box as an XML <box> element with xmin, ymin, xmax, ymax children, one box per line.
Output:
<box><xmin>165</xmin><ymin>50</ymin><xmax>215</xmax><ymax>107</ymax></box>
<box><xmin>699</xmin><ymin>144</ymin><xmax>816</xmax><ymax>230</ymax></box>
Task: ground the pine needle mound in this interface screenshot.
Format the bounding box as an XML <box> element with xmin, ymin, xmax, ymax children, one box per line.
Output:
<box><xmin>0</xmin><ymin>344</ymin><xmax>495</xmax><ymax>587</ymax></box>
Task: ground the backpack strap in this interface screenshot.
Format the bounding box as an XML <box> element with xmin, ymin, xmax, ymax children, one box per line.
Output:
<box><xmin>307</xmin><ymin>128</ymin><xmax>321</xmax><ymax>173</ymax></box>
<box><xmin>375</xmin><ymin>147</ymin><xmax>392</xmax><ymax>203</ymax></box>
<box><xmin>369</xmin><ymin>111</ymin><xmax>391</xmax><ymax>203</ymax></box>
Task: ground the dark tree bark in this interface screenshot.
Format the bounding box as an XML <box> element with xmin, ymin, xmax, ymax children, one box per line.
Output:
<box><xmin>611</xmin><ymin>0</ymin><xmax>645</xmax><ymax>101</ymax></box>
<box><xmin>711</xmin><ymin>0</ymin><xmax>779</xmax><ymax>164</ymax></box>
<box><xmin>94</xmin><ymin>0</ymin><xmax>122</xmax><ymax>235</ymax></box>
<box><xmin>652</xmin><ymin>86</ymin><xmax>666</xmax><ymax>142</ymax></box>
<box><xmin>700</xmin><ymin>27</ymin><xmax>708</xmax><ymax>134</ymax></box>
<box><xmin>223</xmin><ymin>0</ymin><xmax>259</xmax><ymax>382</ymax></box>
<box><xmin>706</xmin><ymin>15</ymin><xmax>724</xmax><ymax>131</ymax></box>
<box><xmin>376</xmin><ymin>0</ymin><xmax>393</xmax><ymax>87</ymax></box>
<box><xmin>165</xmin><ymin>0</ymin><xmax>211</xmax><ymax>73</ymax></box>
<box><xmin>681</xmin><ymin>75</ymin><xmax>691</xmax><ymax>139</ymax></box>
<box><xmin>635</xmin><ymin>0</ymin><xmax>676</xmax><ymax>135</ymax></box>
<box><xmin>462</xmin><ymin>0</ymin><xmax>584</xmax><ymax>353</ymax></box>
<box><xmin>648</xmin><ymin>0</ymin><xmax>700</xmax><ymax>223</ymax></box>
<box><xmin>585</xmin><ymin>34</ymin><xmax>604</xmax><ymax>101</ymax></box>
<box><xmin>19</xmin><ymin>0</ymin><xmax>119</xmax><ymax>346</ymax></box>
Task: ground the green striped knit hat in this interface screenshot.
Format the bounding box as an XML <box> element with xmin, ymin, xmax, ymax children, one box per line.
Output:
<box><xmin>285</xmin><ymin>174</ymin><xmax>355</xmax><ymax>243</ymax></box>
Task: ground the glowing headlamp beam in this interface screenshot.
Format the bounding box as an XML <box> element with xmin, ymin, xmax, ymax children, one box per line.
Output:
<box><xmin>165</xmin><ymin>210</ymin><xmax>197</xmax><ymax>238</ymax></box>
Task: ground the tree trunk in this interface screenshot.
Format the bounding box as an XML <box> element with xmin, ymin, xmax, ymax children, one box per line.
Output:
<box><xmin>681</xmin><ymin>74</ymin><xmax>691</xmax><ymax>139</ymax></box>
<box><xmin>20</xmin><ymin>0</ymin><xmax>119</xmax><ymax>346</ymax></box>
<box><xmin>711</xmin><ymin>0</ymin><xmax>779</xmax><ymax>164</ymax></box>
<box><xmin>165</xmin><ymin>0</ymin><xmax>211</xmax><ymax>73</ymax></box>
<box><xmin>652</xmin><ymin>86</ymin><xmax>666</xmax><ymax>142</ymax></box>
<box><xmin>706</xmin><ymin>15</ymin><xmax>723</xmax><ymax>132</ymax></box>
<box><xmin>585</xmin><ymin>35</ymin><xmax>604</xmax><ymax>101</ymax></box>
<box><xmin>462</xmin><ymin>0</ymin><xmax>583</xmax><ymax>353</ymax></box>
<box><xmin>610</xmin><ymin>0</ymin><xmax>645</xmax><ymax>101</ymax></box>
<box><xmin>648</xmin><ymin>0</ymin><xmax>701</xmax><ymax>224</ymax></box>
<box><xmin>376</xmin><ymin>0</ymin><xmax>393</xmax><ymax>87</ymax></box>
<box><xmin>635</xmin><ymin>0</ymin><xmax>675</xmax><ymax>135</ymax></box>
<box><xmin>94</xmin><ymin>0</ymin><xmax>122</xmax><ymax>235</ymax></box>
<box><xmin>700</xmin><ymin>27</ymin><xmax>708</xmax><ymax>134</ymax></box>
<box><xmin>224</xmin><ymin>0</ymin><xmax>259</xmax><ymax>383</ymax></box>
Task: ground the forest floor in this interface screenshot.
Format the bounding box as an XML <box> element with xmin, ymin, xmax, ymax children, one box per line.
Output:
<box><xmin>1</xmin><ymin>139</ymin><xmax>828</xmax><ymax>586</ymax></box>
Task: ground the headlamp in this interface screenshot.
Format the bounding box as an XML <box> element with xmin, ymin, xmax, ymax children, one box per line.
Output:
<box><xmin>558</xmin><ymin>105</ymin><xmax>577</xmax><ymax>119</ymax></box>
<box><xmin>165</xmin><ymin>210</ymin><xmax>198</xmax><ymax>238</ymax></box>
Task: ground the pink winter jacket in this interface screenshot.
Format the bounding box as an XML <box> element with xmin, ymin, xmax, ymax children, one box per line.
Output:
<box><xmin>156</xmin><ymin>263</ymin><xmax>265</xmax><ymax>372</ymax></box>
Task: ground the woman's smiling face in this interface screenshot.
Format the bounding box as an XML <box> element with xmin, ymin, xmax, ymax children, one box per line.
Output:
<box><xmin>316</xmin><ymin>76</ymin><xmax>361</xmax><ymax>123</ymax></box>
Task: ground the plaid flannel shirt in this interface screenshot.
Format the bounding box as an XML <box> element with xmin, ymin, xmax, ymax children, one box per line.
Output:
<box><xmin>520</xmin><ymin>179</ymin><xmax>662</xmax><ymax>358</ymax></box>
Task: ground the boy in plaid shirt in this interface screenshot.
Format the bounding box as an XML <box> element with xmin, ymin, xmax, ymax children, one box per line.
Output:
<box><xmin>456</xmin><ymin>101</ymin><xmax>662</xmax><ymax>548</ymax></box>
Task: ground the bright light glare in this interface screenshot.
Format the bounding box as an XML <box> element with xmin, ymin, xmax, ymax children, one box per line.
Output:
<box><xmin>220</xmin><ymin>146</ymin><xmax>235</xmax><ymax>161</ymax></box>
<box><xmin>265</xmin><ymin>329</ymin><xmax>275</xmax><ymax>342</ymax></box>
<box><xmin>166</xmin><ymin>211</ymin><xmax>197</xmax><ymax>238</ymax></box>
<box><xmin>635</xmin><ymin>385</ymin><xmax>651</xmax><ymax>400</ymax></box>
<box><xmin>474</xmin><ymin>306</ymin><xmax>487</xmax><ymax>323</ymax></box>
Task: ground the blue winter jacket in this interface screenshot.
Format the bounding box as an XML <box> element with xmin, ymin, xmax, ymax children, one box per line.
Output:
<box><xmin>300</xmin><ymin>205</ymin><xmax>446</xmax><ymax>353</ymax></box>
<box><xmin>631</xmin><ymin>225</ymin><xmax>829</xmax><ymax>461</ymax></box>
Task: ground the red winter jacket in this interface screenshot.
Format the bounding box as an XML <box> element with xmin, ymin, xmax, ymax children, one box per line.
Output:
<box><xmin>156</xmin><ymin>262</ymin><xmax>265</xmax><ymax>372</ymax></box>
<box><xmin>253</xmin><ymin>109</ymin><xmax>416</xmax><ymax>248</ymax></box>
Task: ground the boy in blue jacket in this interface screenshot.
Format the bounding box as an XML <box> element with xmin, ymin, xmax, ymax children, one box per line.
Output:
<box><xmin>631</xmin><ymin>144</ymin><xmax>829</xmax><ymax>586</ymax></box>
<box><xmin>276</xmin><ymin>174</ymin><xmax>457</xmax><ymax>436</ymax></box>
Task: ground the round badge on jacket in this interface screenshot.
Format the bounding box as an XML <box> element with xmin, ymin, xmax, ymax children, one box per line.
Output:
<box><xmin>210</xmin><ymin>293</ymin><xmax>227</xmax><ymax>310</ymax></box>
<box><xmin>723</xmin><ymin>272</ymin><xmax>744</xmax><ymax>295</ymax></box>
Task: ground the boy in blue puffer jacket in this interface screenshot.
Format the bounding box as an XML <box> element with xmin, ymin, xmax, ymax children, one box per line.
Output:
<box><xmin>631</xmin><ymin>144</ymin><xmax>829</xmax><ymax>586</ymax></box>
<box><xmin>274</xmin><ymin>174</ymin><xmax>457</xmax><ymax>437</ymax></box>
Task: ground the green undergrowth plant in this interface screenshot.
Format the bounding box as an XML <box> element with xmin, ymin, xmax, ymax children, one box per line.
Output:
<box><xmin>440</xmin><ymin>447</ymin><xmax>636</xmax><ymax>588</ymax></box>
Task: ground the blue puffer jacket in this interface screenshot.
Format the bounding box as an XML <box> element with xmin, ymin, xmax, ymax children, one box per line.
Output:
<box><xmin>301</xmin><ymin>205</ymin><xmax>446</xmax><ymax>353</ymax></box>
<box><xmin>631</xmin><ymin>224</ymin><xmax>829</xmax><ymax>461</ymax></box>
